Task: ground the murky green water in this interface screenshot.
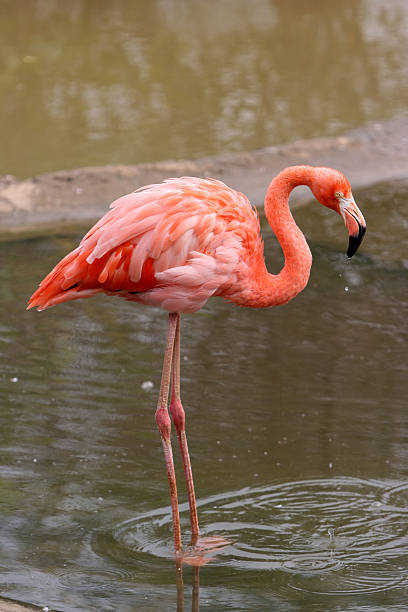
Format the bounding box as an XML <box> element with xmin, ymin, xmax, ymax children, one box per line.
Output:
<box><xmin>1</xmin><ymin>0</ymin><xmax>408</xmax><ymax>178</ymax></box>
<box><xmin>0</xmin><ymin>181</ymin><xmax>407</xmax><ymax>610</ymax></box>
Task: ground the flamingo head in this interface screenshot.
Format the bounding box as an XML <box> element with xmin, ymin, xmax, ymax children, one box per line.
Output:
<box><xmin>310</xmin><ymin>168</ymin><xmax>366</xmax><ymax>258</ymax></box>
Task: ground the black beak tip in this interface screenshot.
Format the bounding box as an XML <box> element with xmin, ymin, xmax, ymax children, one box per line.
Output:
<box><xmin>347</xmin><ymin>224</ymin><xmax>366</xmax><ymax>258</ymax></box>
<box><xmin>347</xmin><ymin>236</ymin><xmax>359</xmax><ymax>258</ymax></box>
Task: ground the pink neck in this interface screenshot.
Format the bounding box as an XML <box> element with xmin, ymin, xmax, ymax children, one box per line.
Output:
<box><xmin>258</xmin><ymin>166</ymin><xmax>315</xmax><ymax>306</ymax></box>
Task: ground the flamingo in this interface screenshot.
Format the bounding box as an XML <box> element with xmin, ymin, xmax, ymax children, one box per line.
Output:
<box><xmin>27</xmin><ymin>165</ymin><xmax>366</xmax><ymax>558</ymax></box>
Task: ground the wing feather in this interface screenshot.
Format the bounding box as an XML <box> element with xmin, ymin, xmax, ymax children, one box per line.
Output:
<box><xmin>128</xmin><ymin>233</ymin><xmax>154</xmax><ymax>282</ymax></box>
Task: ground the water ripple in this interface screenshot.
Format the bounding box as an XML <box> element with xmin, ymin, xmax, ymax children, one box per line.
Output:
<box><xmin>102</xmin><ymin>477</ymin><xmax>408</xmax><ymax>595</ymax></box>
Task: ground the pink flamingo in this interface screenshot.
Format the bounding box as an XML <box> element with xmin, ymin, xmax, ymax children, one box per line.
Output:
<box><xmin>28</xmin><ymin>165</ymin><xmax>366</xmax><ymax>557</ymax></box>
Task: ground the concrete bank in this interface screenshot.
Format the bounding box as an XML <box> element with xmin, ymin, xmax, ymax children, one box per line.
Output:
<box><xmin>1</xmin><ymin>115</ymin><xmax>407</xmax><ymax>238</ymax></box>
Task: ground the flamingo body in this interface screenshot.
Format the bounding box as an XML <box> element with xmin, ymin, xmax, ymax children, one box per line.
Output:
<box><xmin>29</xmin><ymin>177</ymin><xmax>268</xmax><ymax>313</ymax></box>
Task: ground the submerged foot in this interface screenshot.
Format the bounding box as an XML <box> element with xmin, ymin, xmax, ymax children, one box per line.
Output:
<box><xmin>179</xmin><ymin>535</ymin><xmax>231</xmax><ymax>566</ymax></box>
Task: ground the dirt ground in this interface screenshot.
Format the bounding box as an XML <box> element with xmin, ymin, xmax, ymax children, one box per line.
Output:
<box><xmin>0</xmin><ymin>599</ymin><xmax>49</xmax><ymax>612</ymax></box>
<box><xmin>1</xmin><ymin>115</ymin><xmax>407</xmax><ymax>239</ymax></box>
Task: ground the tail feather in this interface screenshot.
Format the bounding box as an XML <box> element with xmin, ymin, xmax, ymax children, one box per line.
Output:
<box><xmin>27</xmin><ymin>241</ymin><xmax>156</xmax><ymax>310</ymax></box>
<box><xmin>27</xmin><ymin>248</ymin><xmax>101</xmax><ymax>311</ymax></box>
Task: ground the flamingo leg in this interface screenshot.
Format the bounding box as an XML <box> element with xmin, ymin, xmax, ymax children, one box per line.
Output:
<box><xmin>155</xmin><ymin>312</ymin><xmax>182</xmax><ymax>553</ymax></box>
<box><xmin>169</xmin><ymin>313</ymin><xmax>200</xmax><ymax>545</ymax></box>
<box><xmin>192</xmin><ymin>566</ymin><xmax>200</xmax><ymax>612</ymax></box>
<box><xmin>175</xmin><ymin>559</ymin><xmax>184</xmax><ymax>612</ymax></box>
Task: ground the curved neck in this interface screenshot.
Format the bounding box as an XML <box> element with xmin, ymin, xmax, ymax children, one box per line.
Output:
<box><xmin>260</xmin><ymin>166</ymin><xmax>315</xmax><ymax>306</ymax></box>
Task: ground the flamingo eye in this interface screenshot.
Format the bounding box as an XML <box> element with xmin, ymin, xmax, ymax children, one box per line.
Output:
<box><xmin>335</xmin><ymin>191</ymin><xmax>344</xmax><ymax>199</ymax></box>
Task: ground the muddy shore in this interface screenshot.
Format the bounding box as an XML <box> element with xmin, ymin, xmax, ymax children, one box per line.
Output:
<box><xmin>1</xmin><ymin>115</ymin><xmax>407</xmax><ymax>239</ymax></box>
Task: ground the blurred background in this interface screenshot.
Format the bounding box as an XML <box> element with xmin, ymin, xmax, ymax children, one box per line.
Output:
<box><xmin>1</xmin><ymin>0</ymin><xmax>408</xmax><ymax>178</ymax></box>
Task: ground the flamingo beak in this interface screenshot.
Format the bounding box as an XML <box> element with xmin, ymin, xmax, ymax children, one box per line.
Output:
<box><xmin>339</xmin><ymin>195</ymin><xmax>366</xmax><ymax>258</ymax></box>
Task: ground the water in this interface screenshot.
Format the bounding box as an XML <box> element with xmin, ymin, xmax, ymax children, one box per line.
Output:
<box><xmin>1</xmin><ymin>0</ymin><xmax>408</xmax><ymax>178</ymax></box>
<box><xmin>0</xmin><ymin>180</ymin><xmax>407</xmax><ymax>610</ymax></box>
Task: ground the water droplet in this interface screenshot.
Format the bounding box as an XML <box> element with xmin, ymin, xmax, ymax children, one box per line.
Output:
<box><xmin>141</xmin><ymin>380</ymin><xmax>154</xmax><ymax>391</ymax></box>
